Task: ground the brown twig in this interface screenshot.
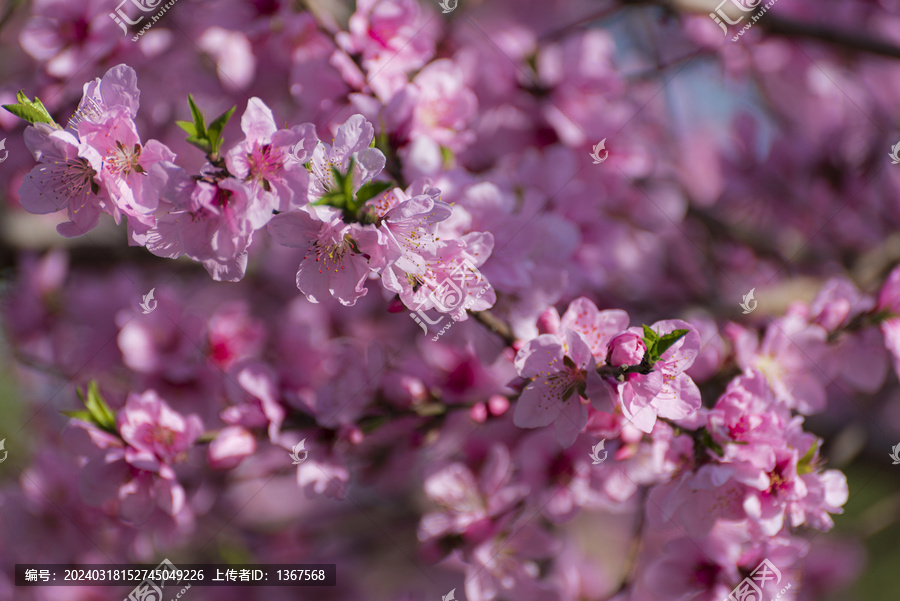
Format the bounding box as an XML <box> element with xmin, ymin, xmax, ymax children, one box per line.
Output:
<box><xmin>761</xmin><ymin>15</ymin><xmax>900</xmax><ymax>60</ymax></box>
<box><xmin>614</xmin><ymin>0</ymin><xmax>900</xmax><ymax>60</ymax></box>
<box><xmin>471</xmin><ymin>309</ymin><xmax>517</xmax><ymax>347</ymax></box>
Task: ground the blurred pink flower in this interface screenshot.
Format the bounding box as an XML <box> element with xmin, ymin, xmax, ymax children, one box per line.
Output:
<box><xmin>208</xmin><ymin>426</ymin><xmax>256</xmax><ymax>470</ymax></box>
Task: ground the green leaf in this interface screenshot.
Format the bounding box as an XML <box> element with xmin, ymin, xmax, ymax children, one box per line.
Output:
<box><xmin>655</xmin><ymin>329</ymin><xmax>689</xmax><ymax>359</ymax></box>
<box><xmin>176</xmin><ymin>120</ymin><xmax>197</xmax><ymax>136</ymax></box>
<box><xmin>2</xmin><ymin>90</ymin><xmax>58</xmax><ymax>126</ymax></box>
<box><xmin>342</xmin><ymin>156</ymin><xmax>355</xmax><ymax>203</ymax></box>
<box><xmin>60</xmin><ymin>410</ymin><xmax>94</xmax><ymax>422</ymax></box>
<box><xmin>312</xmin><ymin>191</ymin><xmax>346</xmax><ymax>207</ymax></box>
<box><xmin>187</xmin><ymin>94</ymin><xmax>207</xmax><ymax>138</ymax></box>
<box><xmin>84</xmin><ymin>380</ymin><xmax>117</xmax><ymax>432</ymax></box>
<box><xmin>796</xmin><ymin>442</ymin><xmax>819</xmax><ymax>475</ymax></box>
<box><xmin>207</xmin><ymin>105</ymin><xmax>236</xmax><ymax>155</ymax></box>
<box><xmin>700</xmin><ymin>428</ymin><xmax>724</xmax><ymax>458</ymax></box>
<box><xmin>355</xmin><ymin>181</ymin><xmax>393</xmax><ymax>205</ymax></box>
<box><xmin>185</xmin><ymin>136</ymin><xmax>212</xmax><ymax>154</ymax></box>
<box><xmin>641</xmin><ymin>324</ymin><xmax>660</xmax><ymax>360</ymax></box>
<box><xmin>67</xmin><ymin>381</ymin><xmax>118</xmax><ymax>434</ymax></box>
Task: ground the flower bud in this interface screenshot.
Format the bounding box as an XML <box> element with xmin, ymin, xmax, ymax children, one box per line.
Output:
<box><xmin>607</xmin><ymin>332</ymin><xmax>646</xmax><ymax>367</ymax></box>
<box><xmin>536</xmin><ymin>307</ymin><xmax>561</xmax><ymax>335</ymax></box>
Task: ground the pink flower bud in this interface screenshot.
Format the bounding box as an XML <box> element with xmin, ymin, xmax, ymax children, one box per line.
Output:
<box><xmin>488</xmin><ymin>394</ymin><xmax>509</xmax><ymax>416</ymax></box>
<box><xmin>536</xmin><ymin>307</ymin><xmax>561</xmax><ymax>335</ymax></box>
<box><xmin>470</xmin><ymin>402</ymin><xmax>488</xmax><ymax>423</ymax></box>
<box><xmin>607</xmin><ymin>332</ymin><xmax>646</xmax><ymax>367</ymax></box>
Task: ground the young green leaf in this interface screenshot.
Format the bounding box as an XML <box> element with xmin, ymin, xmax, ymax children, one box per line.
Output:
<box><xmin>355</xmin><ymin>181</ymin><xmax>392</xmax><ymax>205</ymax></box>
<box><xmin>655</xmin><ymin>329</ymin><xmax>689</xmax><ymax>359</ymax></box>
<box><xmin>2</xmin><ymin>90</ymin><xmax>58</xmax><ymax>126</ymax></box>
<box><xmin>68</xmin><ymin>380</ymin><xmax>118</xmax><ymax>433</ymax></box>
<box><xmin>84</xmin><ymin>380</ymin><xmax>117</xmax><ymax>432</ymax></box>
<box><xmin>341</xmin><ymin>157</ymin><xmax>355</xmax><ymax>203</ymax></box>
<box><xmin>176</xmin><ymin>120</ymin><xmax>198</xmax><ymax>137</ymax></box>
<box><xmin>440</xmin><ymin>145</ymin><xmax>455</xmax><ymax>169</ymax></box>
<box><xmin>312</xmin><ymin>191</ymin><xmax>346</xmax><ymax>207</ymax></box>
<box><xmin>207</xmin><ymin>105</ymin><xmax>236</xmax><ymax>155</ymax></box>
<box><xmin>60</xmin><ymin>409</ymin><xmax>94</xmax><ymax>423</ymax></box>
<box><xmin>699</xmin><ymin>428</ymin><xmax>724</xmax><ymax>458</ymax></box>
<box><xmin>796</xmin><ymin>442</ymin><xmax>819</xmax><ymax>475</ymax></box>
<box><xmin>185</xmin><ymin>136</ymin><xmax>212</xmax><ymax>154</ymax></box>
<box><xmin>187</xmin><ymin>94</ymin><xmax>207</xmax><ymax>138</ymax></box>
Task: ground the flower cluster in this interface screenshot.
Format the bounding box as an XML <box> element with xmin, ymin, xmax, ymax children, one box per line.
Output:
<box><xmin>3</xmin><ymin>0</ymin><xmax>899</xmax><ymax>599</ymax></box>
<box><xmin>15</xmin><ymin>65</ymin><xmax>496</xmax><ymax>315</ymax></box>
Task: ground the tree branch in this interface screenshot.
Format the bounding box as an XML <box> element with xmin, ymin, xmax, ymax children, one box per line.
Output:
<box><xmin>471</xmin><ymin>309</ymin><xmax>517</xmax><ymax>347</ymax></box>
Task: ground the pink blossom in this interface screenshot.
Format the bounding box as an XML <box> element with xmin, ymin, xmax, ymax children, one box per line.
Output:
<box><xmin>77</xmin><ymin>108</ymin><xmax>175</xmax><ymax>227</ymax></box>
<box><xmin>267</xmin><ymin>205</ymin><xmax>385</xmax><ymax>305</ymax></box>
<box><xmin>62</xmin><ymin>389</ymin><xmax>203</xmax><ymax>523</ymax></box>
<box><xmin>117</xmin><ymin>390</ymin><xmax>204</xmax><ymax>477</ymax></box>
<box><xmin>878</xmin><ymin>265</ymin><xmax>900</xmax><ymax>379</ymax></box>
<box><xmin>206</xmin><ymin>301</ymin><xmax>266</xmax><ymax>370</ymax></box>
<box><xmin>20</xmin><ymin>0</ymin><xmax>118</xmax><ymax>79</ymax></box>
<box><xmin>208</xmin><ymin>426</ymin><xmax>256</xmax><ymax>470</ymax></box>
<box><xmin>419</xmin><ymin>445</ymin><xmax>527</xmax><ymax>543</ymax></box>
<box><xmin>463</xmin><ymin>523</ymin><xmax>560</xmax><ymax>601</ymax></box>
<box><xmin>399</xmin><ymin>232</ymin><xmax>497</xmax><ymax>318</ymax></box>
<box><xmin>513</xmin><ymin>329</ymin><xmax>595</xmax><ymax>447</ymax></box>
<box><xmin>596</xmin><ymin>320</ymin><xmax>702</xmax><ymax>434</ymax></box>
<box><xmin>19</xmin><ymin>123</ymin><xmax>109</xmax><ymax>237</ymax></box>
<box><xmin>336</xmin><ymin>0</ymin><xmax>437</xmax><ymax>101</ymax></box>
<box><xmin>811</xmin><ymin>276</ymin><xmax>874</xmax><ymax>332</ymax></box>
<box><xmin>731</xmin><ymin>316</ymin><xmax>828</xmax><ymax>414</ymax></box>
<box><xmin>306</xmin><ymin>114</ymin><xmax>386</xmax><ymax>201</ymax></box>
<box><xmin>225</xmin><ymin>97</ymin><xmax>318</xmax><ymax>212</ymax></box>
<box><xmin>373</xmin><ymin>181</ymin><xmax>457</xmax><ymax>296</ymax></box>
<box><xmin>294</xmin><ymin>438</ymin><xmax>350</xmax><ymax>500</ymax></box>
<box><xmin>386</xmin><ymin>59</ymin><xmax>479</xmax><ymax>152</ymax></box>
<box><xmin>558</xmin><ymin>297</ymin><xmax>629</xmax><ymax>362</ymax></box>
<box><xmin>134</xmin><ymin>171</ymin><xmax>259</xmax><ymax>281</ymax></box>
<box><xmin>643</xmin><ymin>535</ymin><xmax>741</xmax><ymax>600</ymax></box>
